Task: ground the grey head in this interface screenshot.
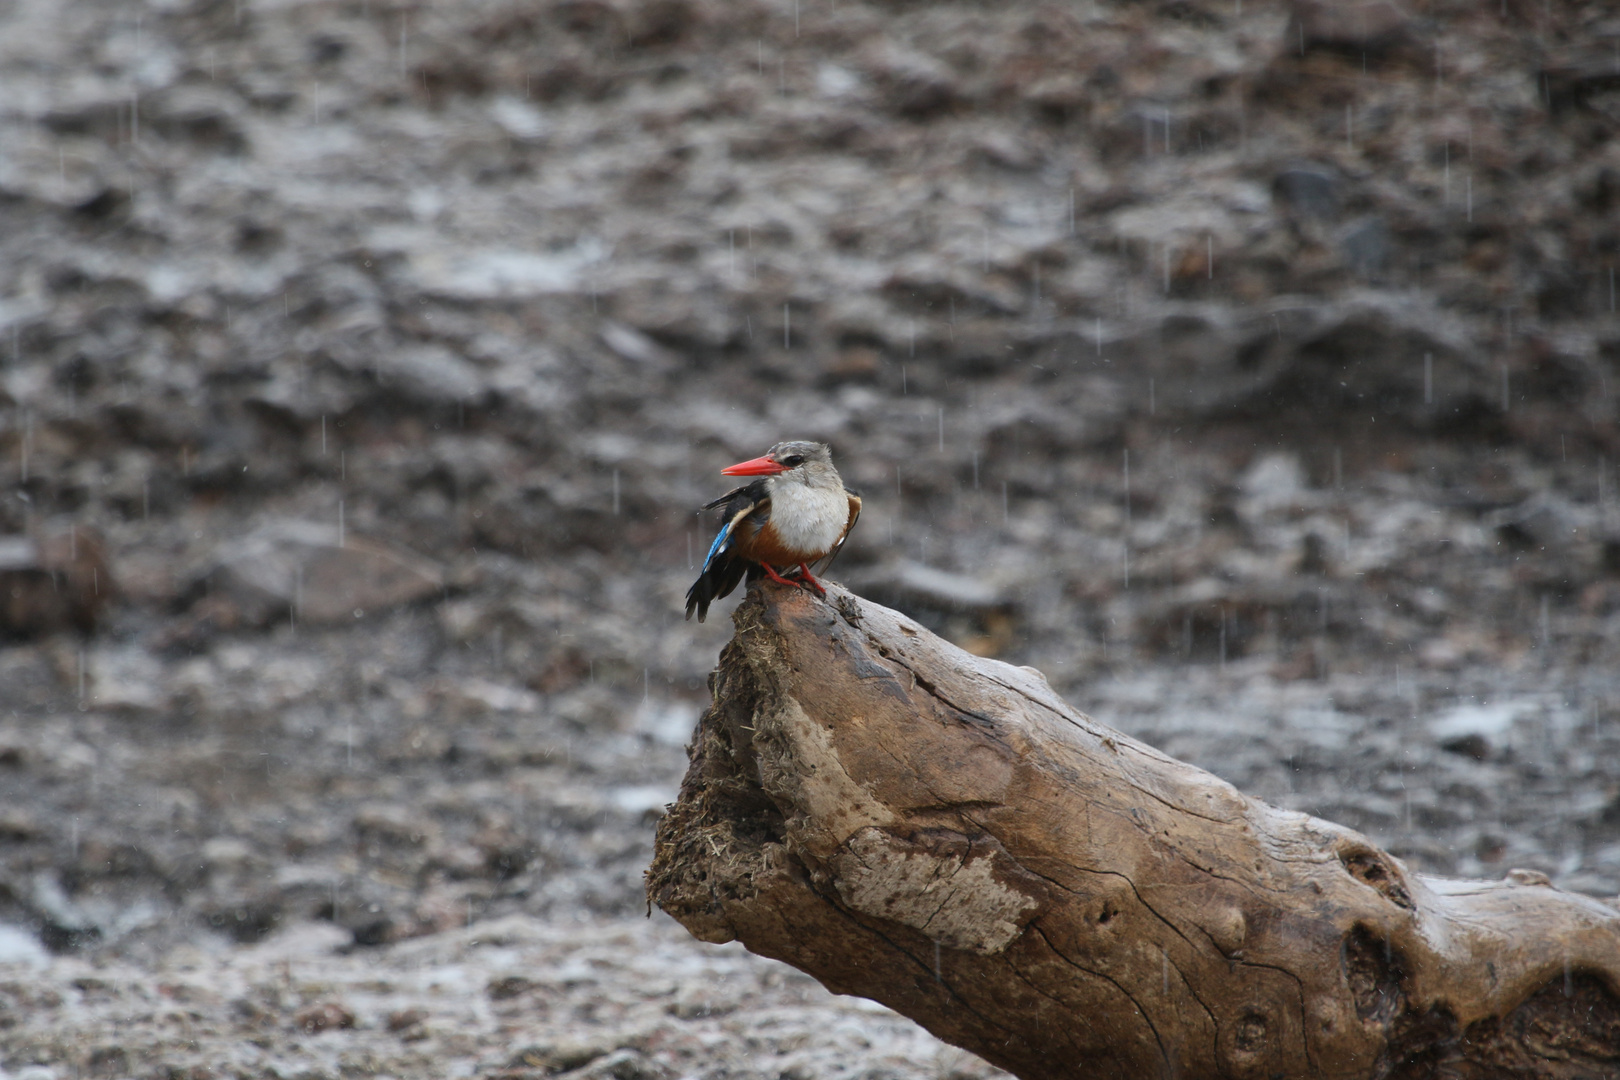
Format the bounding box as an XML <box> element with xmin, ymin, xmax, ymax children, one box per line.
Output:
<box><xmin>767</xmin><ymin>441</ymin><xmax>841</xmax><ymax>489</ymax></box>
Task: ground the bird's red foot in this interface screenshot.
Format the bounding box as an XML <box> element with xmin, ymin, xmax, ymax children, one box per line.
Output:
<box><xmin>761</xmin><ymin>563</ymin><xmax>800</xmax><ymax>588</ymax></box>
<box><xmin>795</xmin><ymin>563</ymin><xmax>827</xmax><ymax>596</ymax></box>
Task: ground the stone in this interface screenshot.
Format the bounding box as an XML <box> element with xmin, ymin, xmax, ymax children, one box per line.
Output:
<box><xmin>201</xmin><ymin>521</ymin><xmax>443</xmax><ymax>628</ymax></box>
<box><xmin>1273</xmin><ymin>165</ymin><xmax>1341</xmax><ymax>220</ymax></box>
<box><xmin>0</xmin><ymin>524</ymin><xmax>111</xmax><ymax>639</ymax></box>
<box><xmin>1290</xmin><ymin>0</ymin><xmax>1414</xmax><ymax>56</ymax></box>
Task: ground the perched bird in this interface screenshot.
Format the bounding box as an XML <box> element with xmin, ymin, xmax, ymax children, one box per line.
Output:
<box><xmin>684</xmin><ymin>441</ymin><xmax>861</xmax><ymax>622</ymax></box>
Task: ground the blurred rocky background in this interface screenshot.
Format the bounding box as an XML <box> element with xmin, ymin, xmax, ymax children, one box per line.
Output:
<box><xmin>2</xmin><ymin>0</ymin><xmax>1619</xmax><ymax>1074</ymax></box>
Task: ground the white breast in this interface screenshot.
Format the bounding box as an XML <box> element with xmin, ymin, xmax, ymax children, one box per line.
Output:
<box><xmin>768</xmin><ymin>481</ymin><xmax>848</xmax><ymax>558</ymax></box>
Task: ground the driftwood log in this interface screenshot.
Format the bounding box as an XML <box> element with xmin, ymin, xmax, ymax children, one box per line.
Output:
<box><xmin>647</xmin><ymin>584</ymin><xmax>1620</xmax><ymax>1080</ymax></box>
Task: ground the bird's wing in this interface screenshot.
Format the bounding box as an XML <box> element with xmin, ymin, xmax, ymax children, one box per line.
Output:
<box><xmin>699</xmin><ymin>480</ymin><xmax>771</xmax><ymax>573</ymax></box>
<box><xmin>814</xmin><ymin>489</ymin><xmax>862</xmax><ymax>573</ymax></box>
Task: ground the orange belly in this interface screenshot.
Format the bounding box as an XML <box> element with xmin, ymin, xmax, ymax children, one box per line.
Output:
<box><xmin>733</xmin><ymin>519</ymin><xmax>815</xmax><ymax>566</ymax></box>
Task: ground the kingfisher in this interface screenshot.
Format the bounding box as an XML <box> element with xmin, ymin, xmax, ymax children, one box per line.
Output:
<box><xmin>684</xmin><ymin>441</ymin><xmax>862</xmax><ymax>622</ymax></box>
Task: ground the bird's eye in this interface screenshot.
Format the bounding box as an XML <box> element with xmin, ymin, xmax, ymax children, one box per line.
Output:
<box><xmin>781</xmin><ymin>455</ymin><xmax>804</xmax><ymax>467</ymax></box>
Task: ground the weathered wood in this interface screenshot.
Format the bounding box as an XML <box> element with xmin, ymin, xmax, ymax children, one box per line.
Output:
<box><xmin>647</xmin><ymin>584</ymin><xmax>1620</xmax><ymax>1080</ymax></box>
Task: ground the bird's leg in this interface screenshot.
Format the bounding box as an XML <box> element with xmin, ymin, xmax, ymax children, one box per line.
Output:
<box><xmin>796</xmin><ymin>563</ymin><xmax>827</xmax><ymax>596</ymax></box>
<box><xmin>760</xmin><ymin>563</ymin><xmax>800</xmax><ymax>588</ymax></box>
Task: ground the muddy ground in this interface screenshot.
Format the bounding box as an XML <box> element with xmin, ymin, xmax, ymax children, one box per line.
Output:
<box><xmin>1</xmin><ymin>0</ymin><xmax>1619</xmax><ymax>1075</ymax></box>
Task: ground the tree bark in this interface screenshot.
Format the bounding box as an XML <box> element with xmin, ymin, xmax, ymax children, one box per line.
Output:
<box><xmin>646</xmin><ymin>584</ymin><xmax>1620</xmax><ymax>1080</ymax></box>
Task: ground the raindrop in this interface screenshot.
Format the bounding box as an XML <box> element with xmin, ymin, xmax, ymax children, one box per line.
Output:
<box><xmin>1610</xmin><ymin>267</ymin><xmax>1615</xmax><ymax>313</ymax></box>
<box><xmin>1149</xmin><ymin>378</ymin><xmax>1155</xmax><ymax>416</ymax></box>
<box><xmin>937</xmin><ymin>407</ymin><xmax>944</xmax><ymax>453</ymax></box>
<box><xmin>340</xmin><ymin>450</ymin><xmax>346</xmax><ymax>482</ymax></box>
<box><xmin>1162</xmin><ymin>244</ymin><xmax>1170</xmax><ymax>293</ymax></box>
<box><xmin>971</xmin><ymin>451</ymin><xmax>980</xmax><ymax>489</ymax></box>
<box><xmin>1501</xmin><ymin>364</ymin><xmax>1510</xmax><ymax>412</ymax></box>
<box><xmin>1069</xmin><ymin>187</ymin><xmax>1075</xmax><ymax>235</ymax></box>
<box><xmin>321</xmin><ymin>415</ymin><xmax>328</xmax><ymax>454</ymax></box>
<box><xmin>983</xmin><ymin>227</ymin><xmax>990</xmax><ymax>272</ymax></box>
<box><xmin>1443</xmin><ymin>144</ymin><xmax>1450</xmax><ymax>203</ymax></box>
<box><xmin>399</xmin><ymin>16</ymin><xmax>408</xmax><ymax>79</ymax></box>
<box><xmin>1345</xmin><ymin>104</ymin><xmax>1353</xmax><ymax>151</ymax></box>
<box><xmin>1218</xmin><ymin>610</ymin><xmax>1227</xmax><ymax>671</ymax></box>
<box><xmin>1466</xmin><ymin>174</ymin><xmax>1473</xmax><ymax>222</ymax></box>
<box><xmin>1123</xmin><ymin>449</ymin><xmax>1132</xmax><ymax>525</ymax></box>
<box><xmin>1540</xmin><ymin>594</ymin><xmax>1551</xmax><ymax>647</ymax></box>
<box><xmin>729</xmin><ymin>229</ymin><xmax>736</xmax><ymax>278</ymax></box>
<box><xmin>783</xmin><ymin>303</ymin><xmax>790</xmax><ymax>348</ymax></box>
<box><xmin>1206</xmin><ymin>235</ymin><xmax>1213</xmax><ymax>278</ymax></box>
<box><xmin>612</xmin><ymin>469</ymin><xmax>621</xmax><ymax>515</ymax></box>
<box><xmin>1423</xmin><ymin>353</ymin><xmax>1433</xmax><ymax>405</ymax></box>
<box><xmin>1095</xmin><ymin>316</ymin><xmax>1103</xmax><ymax>356</ymax></box>
<box><xmin>1001</xmin><ymin>481</ymin><xmax>1009</xmax><ymax>524</ymax></box>
<box><xmin>909</xmin><ymin>321</ymin><xmax>916</xmax><ymax>357</ymax></box>
<box><xmin>142</xmin><ymin>479</ymin><xmax>150</xmax><ymax>520</ymax></box>
<box><xmin>1333</xmin><ymin>447</ymin><xmax>1342</xmax><ymax>491</ymax></box>
<box><xmin>901</xmin><ymin>365</ymin><xmax>907</xmax><ymax>395</ymax></box>
<box><xmin>77</xmin><ymin>646</ymin><xmax>86</xmax><ymax>703</ymax></box>
<box><xmin>338</xmin><ymin>499</ymin><xmax>346</xmax><ymax>547</ymax></box>
<box><xmin>794</xmin><ymin>0</ymin><xmax>799</xmax><ymax>36</ymax></box>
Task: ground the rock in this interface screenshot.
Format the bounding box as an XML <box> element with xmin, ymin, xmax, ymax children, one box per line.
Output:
<box><xmin>0</xmin><ymin>524</ymin><xmax>111</xmax><ymax>639</ymax></box>
<box><xmin>294</xmin><ymin>1000</ymin><xmax>356</xmax><ymax>1034</ymax></box>
<box><xmin>1289</xmin><ymin>0</ymin><xmax>1415</xmax><ymax>57</ymax></box>
<box><xmin>387</xmin><ymin>1007</ymin><xmax>428</xmax><ymax>1033</ymax></box>
<box><xmin>84</xmin><ymin>645</ymin><xmax>169</xmax><ymax>713</ymax></box>
<box><xmin>599</xmin><ymin>322</ymin><xmax>677</xmax><ymax>370</ymax></box>
<box><xmin>1338</xmin><ymin>217</ymin><xmax>1389</xmax><ymax>279</ymax></box>
<box><xmin>1273</xmin><ymin>165</ymin><xmax>1341</xmax><ymax>221</ymax></box>
<box><xmin>487</xmin><ymin>974</ymin><xmax>538</xmax><ymax>1000</ymax></box>
<box><xmin>851</xmin><ymin>559</ymin><xmax>1006</xmax><ymax>612</ymax></box>
<box><xmin>199</xmin><ymin>521</ymin><xmax>443</xmax><ymax>628</ymax></box>
<box><xmin>1430</xmin><ymin>702</ymin><xmax>1519</xmax><ymax>759</ymax></box>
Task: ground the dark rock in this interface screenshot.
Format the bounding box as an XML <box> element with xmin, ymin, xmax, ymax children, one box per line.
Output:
<box><xmin>1289</xmin><ymin>0</ymin><xmax>1415</xmax><ymax>57</ymax></box>
<box><xmin>1273</xmin><ymin>165</ymin><xmax>1341</xmax><ymax>221</ymax></box>
<box><xmin>0</xmin><ymin>524</ymin><xmax>111</xmax><ymax>639</ymax></box>
<box><xmin>294</xmin><ymin>1001</ymin><xmax>356</xmax><ymax>1034</ymax></box>
<box><xmin>1338</xmin><ymin>217</ymin><xmax>1389</xmax><ymax>278</ymax></box>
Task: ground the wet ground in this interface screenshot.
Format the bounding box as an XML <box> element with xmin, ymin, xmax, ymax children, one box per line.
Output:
<box><xmin>2</xmin><ymin>0</ymin><xmax>1619</xmax><ymax>1075</ymax></box>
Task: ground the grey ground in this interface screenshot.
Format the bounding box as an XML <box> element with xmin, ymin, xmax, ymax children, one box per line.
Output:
<box><xmin>1</xmin><ymin>0</ymin><xmax>1618</xmax><ymax>1075</ymax></box>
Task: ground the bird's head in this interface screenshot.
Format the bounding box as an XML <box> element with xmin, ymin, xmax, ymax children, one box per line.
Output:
<box><xmin>721</xmin><ymin>441</ymin><xmax>835</xmax><ymax>483</ymax></box>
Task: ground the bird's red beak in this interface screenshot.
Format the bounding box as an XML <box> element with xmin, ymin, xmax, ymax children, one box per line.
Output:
<box><xmin>721</xmin><ymin>454</ymin><xmax>788</xmax><ymax>476</ymax></box>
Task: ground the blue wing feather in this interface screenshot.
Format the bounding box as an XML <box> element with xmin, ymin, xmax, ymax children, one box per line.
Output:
<box><xmin>701</xmin><ymin>519</ymin><xmax>733</xmax><ymax>572</ymax></box>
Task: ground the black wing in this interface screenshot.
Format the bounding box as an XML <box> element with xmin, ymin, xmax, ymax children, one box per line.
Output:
<box><xmin>685</xmin><ymin>479</ymin><xmax>772</xmax><ymax>622</ymax></box>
